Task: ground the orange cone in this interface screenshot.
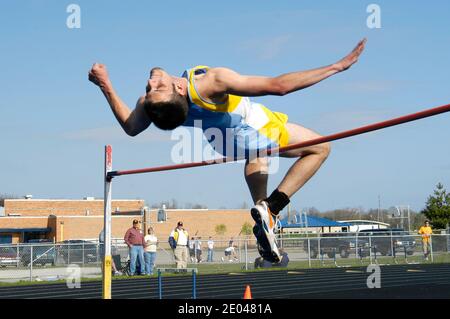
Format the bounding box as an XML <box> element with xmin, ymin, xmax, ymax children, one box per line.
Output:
<box><xmin>243</xmin><ymin>285</ymin><xmax>252</xmax><ymax>299</ymax></box>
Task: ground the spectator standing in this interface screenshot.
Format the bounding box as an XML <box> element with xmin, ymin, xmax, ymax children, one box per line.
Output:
<box><xmin>144</xmin><ymin>227</ymin><xmax>158</xmax><ymax>275</ymax></box>
<box><xmin>207</xmin><ymin>237</ymin><xmax>214</xmax><ymax>262</ymax></box>
<box><xmin>195</xmin><ymin>237</ymin><xmax>203</xmax><ymax>263</ymax></box>
<box><xmin>189</xmin><ymin>237</ymin><xmax>196</xmax><ymax>263</ymax></box>
<box><xmin>124</xmin><ymin>220</ymin><xmax>146</xmax><ymax>275</ymax></box>
<box><xmin>169</xmin><ymin>221</ymin><xmax>189</xmax><ymax>269</ymax></box>
<box><xmin>419</xmin><ymin>220</ymin><xmax>433</xmax><ymax>260</ymax></box>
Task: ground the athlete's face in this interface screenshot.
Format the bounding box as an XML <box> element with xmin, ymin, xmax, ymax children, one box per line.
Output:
<box><xmin>145</xmin><ymin>67</ymin><xmax>175</xmax><ymax>103</ymax></box>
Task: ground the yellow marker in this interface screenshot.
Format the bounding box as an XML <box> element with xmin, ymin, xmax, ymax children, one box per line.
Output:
<box><xmin>103</xmin><ymin>255</ymin><xmax>112</xmax><ymax>299</ymax></box>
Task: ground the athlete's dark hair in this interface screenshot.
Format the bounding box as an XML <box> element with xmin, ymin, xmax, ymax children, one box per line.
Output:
<box><xmin>144</xmin><ymin>92</ymin><xmax>189</xmax><ymax>130</ymax></box>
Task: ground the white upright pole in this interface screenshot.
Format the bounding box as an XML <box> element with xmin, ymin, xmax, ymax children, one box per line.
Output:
<box><xmin>103</xmin><ymin>145</ymin><xmax>113</xmax><ymax>299</ymax></box>
<box><xmin>407</xmin><ymin>206</ymin><xmax>411</xmax><ymax>233</ymax></box>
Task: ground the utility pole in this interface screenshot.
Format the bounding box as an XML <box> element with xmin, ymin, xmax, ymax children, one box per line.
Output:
<box><xmin>378</xmin><ymin>195</ymin><xmax>381</xmax><ymax>222</ymax></box>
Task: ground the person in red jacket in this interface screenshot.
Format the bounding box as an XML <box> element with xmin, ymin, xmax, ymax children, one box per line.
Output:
<box><xmin>124</xmin><ymin>220</ymin><xmax>146</xmax><ymax>275</ymax></box>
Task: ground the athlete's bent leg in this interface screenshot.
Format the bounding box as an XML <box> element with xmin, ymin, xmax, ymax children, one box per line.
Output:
<box><xmin>250</xmin><ymin>122</ymin><xmax>330</xmax><ymax>263</ymax></box>
<box><xmin>277</xmin><ymin>122</ymin><xmax>331</xmax><ymax>198</ymax></box>
<box><xmin>244</xmin><ymin>157</ymin><xmax>269</xmax><ymax>204</ymax></box>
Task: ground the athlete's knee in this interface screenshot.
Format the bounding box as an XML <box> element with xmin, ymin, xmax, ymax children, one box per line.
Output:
<box><xmin>301</xmin><ymin>141</ymin><xmax>330</xmax><ymax>160</ymax></box>
<box><xmin>320</xmin><ymin>141</ymin><xmax>331</xmax><ymax>159</ymax></box>
<box><xmin>245</xmin><ymin>157</ymin><xmax>269</xmax><ymax>172</ymax></box>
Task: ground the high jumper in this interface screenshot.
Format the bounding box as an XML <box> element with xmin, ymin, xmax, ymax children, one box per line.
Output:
<box><xmin>89</xmin><ymin>38</ymin><xmax>367</xmax><ymax>263</ymax></box>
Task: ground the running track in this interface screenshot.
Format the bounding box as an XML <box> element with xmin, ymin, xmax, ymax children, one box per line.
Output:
<box><xmin>1</xmin><ymin>263</ymin><xmax>449</xmax><ymax>299</ymax></box>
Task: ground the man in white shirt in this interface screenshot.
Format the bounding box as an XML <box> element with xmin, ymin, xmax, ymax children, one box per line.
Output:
<box><xmin>169</xmin><ymin>221</ymin><xmax>189</xmax><ymax>269</ymax></box>
<box><xmin>207</xmin><ymin>237</ymin><xmax>214</xmax><ymax>262</ymax></box>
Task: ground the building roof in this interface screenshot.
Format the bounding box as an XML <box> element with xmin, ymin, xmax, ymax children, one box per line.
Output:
<box><xmin>280</xmin><ymin>215</ymin><xmax>350</xmax><ymax>228</ymax></box>
<box><xmin>0</xmin><ymin>228</ymin><xmax>52</xmax><ymax>234</ymax></box>
<box><xmin>338</xmin><ymin>220</ymin><xmax>390</xmax><ymax>227</ymax></box>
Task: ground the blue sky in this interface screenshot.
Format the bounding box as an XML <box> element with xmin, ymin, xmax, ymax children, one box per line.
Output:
<box><xmin>0</xmin><ymin>1</ymin><xmax>449</xmax><ymax>212</ymax></box>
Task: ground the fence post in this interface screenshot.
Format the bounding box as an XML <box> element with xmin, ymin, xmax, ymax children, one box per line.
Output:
<box><xmin>82</xmin><ymin>241</ymin><xmax>85</xmax><ymax>265</ymax></box>
<box><xmin>318</xmin><ymin>234</ymin><xmax>321</xmax><ymax>262</ymax></box>
<box><xmin>194</xmin><ymin>244</ymin><xmax>197</xmax><ymax>263</ymax></box>
<box><xmin>430</xmin><ymin>235</ymin><xmax>434</xmax><ymax>262</ymax></box>
<box><xmin>192</xmin><ymin>269</ymin><xmax>197</xmax><ymax>299</ymax></box>
<box><xmin>369</xmin><ymin>235</ymin><xmax>372</xmax><ymax>264</ymax></box>
<box><xmin>16</xmin><ymin>243</ymin><xmax>20</xmax><ymax>268</ymax></box>
<box><xmin>390</xmin><ymin>230</ymin><xmax>394</xmax><ymax>261</ymax></box>
<box><xmin>238</xmin><ymin>238</ymin><xmax>242</xmax><ymax>262</ymax></box>
<box><xmin>447</xmin><ymin>228</ymin><xmax>450</xmax><ymax>254</ymax></box>
<box><xmin>333</xmin><ymin>247</ymin><xmax>337</xmax><ymax>267</ymax></box>
<box><xmin>404</xmin><ymin>246</ymin><xmax>408</xmax><ymax>263</ymax></box>
<box><xmin>244</xmin><ymin>238</ymin><xmax>248</xmax><ymax>271</ymax></box>
<box><xmin>29</xmin><ymin>245</ymin><xmax>33</xmax><ymax>281</ymax></box>
<box><xmin>307</xmin><ymin>237</ymin><xmax>311</xmax><ymax>268</ymax></box>
<box><xmin>373</xmin><ymin>245</ymin><xmax>377</xmax><ymax>264</ymax></box>
<box><xmin>158</xmin><ymin>269</ymin><xmax>162</xmax><ymax>299</ymax></box>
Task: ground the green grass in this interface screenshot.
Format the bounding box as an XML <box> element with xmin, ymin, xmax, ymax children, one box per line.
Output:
<box><xmin>1</xmin><ymin>253</ymin><xmax>449</xmax><ymax>287</ymax></box>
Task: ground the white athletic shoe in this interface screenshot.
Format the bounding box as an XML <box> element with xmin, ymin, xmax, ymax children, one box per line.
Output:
<box><xmin>251</xmin><ymin>201</ymin><xmax>281</xmax><ymax>263</ymax></box>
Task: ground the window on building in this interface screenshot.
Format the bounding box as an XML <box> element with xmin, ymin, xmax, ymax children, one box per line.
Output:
<box><xmin>0</xmin><ymin>234</ymin><xmax>12</xmax><ymax>244</ymax></box>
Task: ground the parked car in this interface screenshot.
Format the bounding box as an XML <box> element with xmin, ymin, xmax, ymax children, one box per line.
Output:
<box><xmin>57</xmin><ymin>240</ymin><xmax>99</xmax><ymax>264</ymax></box>
<box><xmin>20</xmin><ymin>240</ymin><xmax>56</xmax><ymax>267</ymax></box>
<box><xmin>306</xmin><ymin>232</ymin><xmax>371</xmax><ymax>259</ymax></box>
<box><xmin>358</xmin><ymin>229</ymin><xmax>416</xmax><ymax>256</ymax></box>
<box><xmin>0</xmin><ymin>247</ymin><xmax>20</xmax><ymax>267</ymax></box>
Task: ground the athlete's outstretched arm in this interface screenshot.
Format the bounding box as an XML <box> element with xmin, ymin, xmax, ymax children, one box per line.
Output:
<box><xmin>210</xmin><ymin>38</ymin><xmax>366</xmax><ymax>97</ymax></box>
<box><xmin>88</xmin><ymin>63</ymin><xmax>151</xmax><ymax>136</ymax></box>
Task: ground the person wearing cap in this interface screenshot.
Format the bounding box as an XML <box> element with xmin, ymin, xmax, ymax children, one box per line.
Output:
<box><xmin>418</xmin><ymin>220</ymin><xmax>433</xmax><ymax>260</ymax></box>
<box><xmin>169</xmin><ymin>221</ymin><xmax>189</xmax><ymax>268</ymax></box>
<box><xmin>124</xmin><ymin>219</ymin><xmax>146</xmax><ymax>275</ymax></box>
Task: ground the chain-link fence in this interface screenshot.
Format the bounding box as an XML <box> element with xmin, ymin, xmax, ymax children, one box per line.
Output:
<box><xmin>1</xmin><ymin>232</ymin><xmax>449</xmax><ymax>282</ymax></box>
